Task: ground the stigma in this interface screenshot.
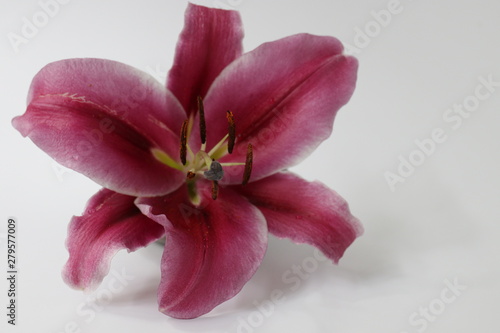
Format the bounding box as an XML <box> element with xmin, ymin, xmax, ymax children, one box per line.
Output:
<box><xmin>204</xmin><ymin>160</ymin><xmax>224</xmax><ymax>181</ymax></box>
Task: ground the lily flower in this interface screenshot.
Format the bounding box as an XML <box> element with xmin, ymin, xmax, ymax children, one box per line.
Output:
<box><xmin>12</xmin><ymin>3</ymin><xmax>363</xmax><ymax>319</ymax></box>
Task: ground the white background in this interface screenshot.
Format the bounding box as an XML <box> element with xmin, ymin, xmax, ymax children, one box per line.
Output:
<box><xmin>1</xmin><ymin>0</ymin><xmax>499</xmax><ymax>332</ymax></box>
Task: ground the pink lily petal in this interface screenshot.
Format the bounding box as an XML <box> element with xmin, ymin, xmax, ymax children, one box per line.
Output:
<box><xmin>63</xmin><ymin>188</ymin><xmax>164</xmax><ymax>290</ymax></box>
<box><xmin>203</xmin><ymin>34</ymin><xmax>358</xmax><ymax>184</ymax></box>
<box><xmin>12</xmin><ymin>58</ymin><xmax>185</xmax><ymax>196</ymax></box>
<box><xmin>235</xmin><ymin>172</ymin><xmax>363</xmax><ymax>263</ymax></box>
<box><xmin>135</xmin><ymin>182</ymin><xmax>267</xmax><ymax>319</ymax></box>
<box><xmin>167</xmin><ymin>3</ymin><xmax>244</xmax><ymax>115</ymax></box>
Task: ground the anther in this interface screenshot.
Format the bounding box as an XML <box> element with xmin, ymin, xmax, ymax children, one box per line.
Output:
<box><xmin>180</xmin><ymin>119</ymin><xmax>188</xmax><ymax>165</ymax></box>
<box><xmin>211</xmin><ymin>181</ymin><xmax>219</xmax><ymax>200</ymax></box>
<box><xmin>186</xmin><ymin>171</ymin><xmax>196</xmax><ymax>179</ymax></box>
<box><xmin>197</xmin><ymin>96</ymin><xmax>206</xmax><ymax>145</ymax></box>
<box><xmin>226</xmin><ymin>110</ymin><xmax>235</xmax><ymax>154</ymax></box>
<box><xmin>242</xmin><ymin>143</ymin><xmax>253</xmax><ymax>185</ymax></box>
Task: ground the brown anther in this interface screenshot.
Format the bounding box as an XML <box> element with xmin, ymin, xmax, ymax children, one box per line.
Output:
<box><xmin>197</xmin><ymin>96</ymin><xmax>206</xmax><ymax>144</ymax></box>
<box><xmin>186</xmin><ymin>171</ymin><xmax>196</xmax><ymax>179</ymax></box>
<box><xmin>226</xmin><ymin>110</ymin><xmax>235</xmax><ymax>154</ymax></box>
<box><xmin>242</xmin><ymin>143</ymin><xmax>253</xmax><ymax>185</ymax></box>
<box><xmin>211</xmin><ymin>180</ymin><xmax>219</xmax><ymax>200</ymax></box>
<box><xmin>180</xmin><ymin>119</ymin><xmax>188</xmax><ymax>165</ymax></box>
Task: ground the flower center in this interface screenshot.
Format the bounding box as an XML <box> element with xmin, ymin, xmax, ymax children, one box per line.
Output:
<box><xmin>152</xmin><ymin>96</ymin><xmax>253</xmax><ymax>204</ymax></box>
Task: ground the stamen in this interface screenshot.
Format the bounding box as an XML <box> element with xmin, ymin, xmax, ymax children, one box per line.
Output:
<box><xmin>151</xmin><ymin>148</ymin><xmax>184</xmax><ymax>171</ymax></box>
<box><xmin>242</xmin><ymin>143</ymin><xmax>253</xmax><ymax>185</ymax></box>
<box><xmin>208</xmin><ymin>133</ymin><xmax>229</xmax><ymax>161</ymax></box>
<box><xmin>226</xmin><ymin>111</ymin><xmax>235</xmax><ymax>154</ymax></box>
<box><xmin>211</xmin><ymin>181</ymin><xmax>219</xmax><ymax>200</ymax></box>
<box><xmin>198</xmin><ymin>151</ymin><xmax>214</xmax><ymax>171</ymax></box>
<box><xmin>220</xmin><ymin>162</ymin><xmax>245</xmax><ymax>166</ymax></box>
<box><xmin>180</xmin><ymin>119</ymin><xmax>188</xmax><ymax>165</ymax></box>
<box><xmin>197</xmin><ymin>96</ymin><xmax>206</xmax><ymax>145</ymax></box>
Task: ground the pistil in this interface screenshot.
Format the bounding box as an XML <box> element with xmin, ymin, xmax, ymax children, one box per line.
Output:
<box><xmin>154</xmin><ymin>97</ymin><xmax>254</xmax><ymax>202</ymax></box>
